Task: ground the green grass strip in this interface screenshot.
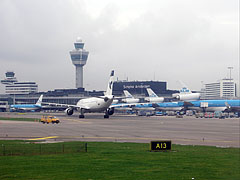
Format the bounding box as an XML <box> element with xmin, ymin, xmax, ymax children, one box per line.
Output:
<box><xmin>0</xmin><ymin>140</ymin><xmax>239</xmax><ymax>180</ymax></box>
<box><xmin>0</xmin><ymin>117</ymin><xmax>40</xmax><ymax>122</ymax></box>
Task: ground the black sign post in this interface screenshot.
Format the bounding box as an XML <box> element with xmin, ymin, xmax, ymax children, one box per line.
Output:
<box><xmin>150</xmin><ymin>141</ymin><xmax>172</xmax><ymax>151</ymax></box>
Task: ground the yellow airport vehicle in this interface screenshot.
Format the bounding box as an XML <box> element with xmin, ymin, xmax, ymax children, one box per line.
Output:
<box><xmin>40</xmin><ymin>116</ymin><xmax>60</xmax><ymax>124</ymax></box>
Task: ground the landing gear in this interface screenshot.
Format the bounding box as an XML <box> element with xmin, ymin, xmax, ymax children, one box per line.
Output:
<box><xmin>104</xmin><ymin>110</ymin><xmax>109</xmax><ymax>118</ymax></box>
<box><xmin>104</xmin><ymin>114</ymin><xmax>109</xmax><ymax>118</ymax></box>
<box><xmin>79</xmin><ymin>109</ymin><xmax>85</xmax><ymax>118</ymax></box>
<box><xmin>79</xmin><ymin>115</ymin><xmax>85</xmax><ymax>118</ymax></box>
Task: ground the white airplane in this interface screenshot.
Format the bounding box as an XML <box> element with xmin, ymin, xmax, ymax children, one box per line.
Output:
<box><xmin>112</xmin><ymin>99</ymin><xmax>119</xmax><ymax>104</ymax></box>
<box><xmin>144</xmin><ymin>88</ymin><xmax>164</xmax><ymax>103</ymax></box>
<box><xmin>172</xmin><ymin>82</ymin><xmax>200</xmax><ymax>101</ymax></box>
<box><xmin>43</xmin><ymin>70</ymin><xmax>115</xmax><ymax>118</ymax></box>
<box><xmin>121</xmin><ymin>90</ymin><xmax>140</xmax><ymax>103</ymax></box>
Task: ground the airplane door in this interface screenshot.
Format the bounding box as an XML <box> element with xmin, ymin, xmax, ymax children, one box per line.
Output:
<box><xmin>200</xmin><ymin>102</ymin><xmax>208</xmax><ymax>108</ymax></box>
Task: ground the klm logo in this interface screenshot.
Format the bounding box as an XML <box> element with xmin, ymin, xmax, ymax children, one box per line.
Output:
<box><xmin>180</xmin><ymin>87</ymin><xmax>190</xmax><ymax>93</ymax></box>
<box><xmin>150</xmin><ymin>94</ymin><xmax>157</xmax><ymax>97</ymax></box>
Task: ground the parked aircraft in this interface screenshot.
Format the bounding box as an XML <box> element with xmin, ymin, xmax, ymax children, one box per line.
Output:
<box><xmin>225</xmin><ymin>102</ymin><xmax>240</xmax><ymax>113</ymax></box>
<box><xmin>43</xmin><ymin>70</ymin><xmax>115</xmax><ymax>118</ymax></box>
<box><xmin>183</xmin><ymin>99</ymin><xmax>240</xmax><ymax>112</ymax></box>
<box><xmin>172</xmin><ymin>83</ymin><xmax>200</xmax><ymax>101</ymax></box>
<box><xmin>145</xmin><ymin>88</ymin><xmax>164</xmax><ymax>103</ymax></box>
<box><xmin>111</xmin><ymin>102</ymin><xmax>156</xmax><ymax>113</ymax></box>
<box><xmin>10</xmin><ymin>95</ymin><xmax>43</xmax><ymax>112</ymax></box>
<box><xmin>130</xmin><ymin>103</ymin><xmax>155</xmax><ymax>111</ymax></box>
<box><xmin>113</xmin><ymin>99</ymin><xmax>240</xmax><ymax>115</ymax></box>
<box><xmin>121</xmin><ymin>90</ymin><xmax>140</xmax><ymax>103</ymax></box>
<box><xmin>152</xmin><ymin>102</ymin><xmax>183</xmax><ymax>112</ymax></box>
<box><xmin>112</xmin><ymin>99</ymin><xmax>119</xmax><ymax>104</ymax></box>
<box><xmin>153</xmin><ymin>99</ymin><xmax>240</xmax><ymax>114</ymax></box>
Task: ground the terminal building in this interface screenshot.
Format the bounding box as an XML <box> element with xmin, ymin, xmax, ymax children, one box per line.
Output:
<box><xmin>0</xmin><ymin>79</ymin><xmax>177</xmax><ymax>107</ymax></box>
<box><xmin>5</xmin><ymin>82</ymin><xmax>38</xmax><ymax>95</ymax></box>
<box><xmin>113</xmin><ymin>80</ymin><xmax>177</xmax><ymax>97</ymax></box>
<box><xmin>1</xmin><ymin>71</ymin><xmax>38</xmax><ymax>95</ymax></box>
<box><xmin>201</xmin><ymin>78</ymin><xmax>237</xmax><ymax>99</ymax></box>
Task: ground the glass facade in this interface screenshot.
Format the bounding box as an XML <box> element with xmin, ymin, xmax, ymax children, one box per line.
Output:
<box><xmin>5</xmin><ymin>82</ymin><xmax>38</xmax><ymax>95</ymax></box>
<box><xmin>6</xmin><ymin>72</ymin><xmax>15</xmax><ymax>77</ymax></box>
<box><xmin>74</xmin><ymin>43</ymin><xmax>84</xmax><ymax>49</ymax></box>
<box><xmin>71</xmin><ymin>54</ymin><xmax>88</xmax><ymax>61</ymax></box>
<box><xmin>204</xmin><ymin>79</ymin><xmax>236</xmax><ymax>99</ymax></box>
<box><xmin>1</xmin><ymin>71</ymin><xmax>18</xmax><ymax>85</ymax></box>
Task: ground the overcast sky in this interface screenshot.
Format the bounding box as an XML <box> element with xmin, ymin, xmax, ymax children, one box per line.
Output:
<box><xmin>0</xmin><ymin>0</ymin><xmax>239</xmax><ymax>93</ymax></box>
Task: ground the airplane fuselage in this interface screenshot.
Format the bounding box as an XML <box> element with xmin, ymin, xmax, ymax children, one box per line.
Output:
<box><xmin>77</xmin><ymin>96</ymin><xmax>113</xmax><ymax>112</ymax></box>
<box><xmin>145</xmin><ymin>97</ymin><xmax>164</xmax><ymax>103</ymax></box>
<box><xmin>122</xmin><ymin>98</ymin><xmax>139</xmax><ymax>103</ymax></box>
<box><xmin>10</xmin><ymin>104</ymin><xmax>41</xmax><ymax>111</ymax></box>
<box><xmin>154</xmin><ymin>102</ymin><xmax>183</xmax><ymax>111</ymax></box>
<box><xmin>186</xmin><ymin>100</ymin><xmax>240</xmax><ymax>112</ymax></box>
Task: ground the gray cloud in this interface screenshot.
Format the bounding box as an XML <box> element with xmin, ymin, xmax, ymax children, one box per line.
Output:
<box><xmin>0</xmin><ymin>0</ymin><xmax>238</xmax><ymax>93</ymax></box>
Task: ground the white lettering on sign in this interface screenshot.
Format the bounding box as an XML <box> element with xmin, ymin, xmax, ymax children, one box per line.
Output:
<box><xmin>123</xmin><ymin>85</ymin><xmax>134</xmax><ymax>89</ymax></box>
<box><xmin>135</xmin><ymin>85</ymin><xmax>150</xmax><ymax>89</ymax></box>
<box><xmin>123</xmin><ymin>84</ymin><xmax>151</xmax><ymax>89</ymax></box>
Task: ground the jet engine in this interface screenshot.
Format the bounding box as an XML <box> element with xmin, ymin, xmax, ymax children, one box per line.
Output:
<box><xmin>65</xmin><ymin>108</ymin><xmax>74</xmax><ymax>116</ymax></box>
<box><xmin>107</xmin><ymin>107</ymin><xmax>114</xmax><ymax>115</ymax></box>
<box><xmin>175</xmin><ymin>93</ymin><xmax>200</xmax><ymax>101</ymax></box>
<box><xmin>122</xmin><ymin>98</ymin><xmax>139</xmax><ymax>103</ymax></box>
<box><xmin>145</xmin><ymin>97</ymin><xmax>164</xmax><ymax>103</ymax></box>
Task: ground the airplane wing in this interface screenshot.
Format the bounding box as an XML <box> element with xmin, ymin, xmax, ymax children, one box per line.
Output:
<box><xmin>183</xmin><ymin>101</ymin><xmax>194</xmax><ymax>106</ymax></box>
<box><xmin>110</xmin><ymin>103</ymin><xmax>133</xmax><ymax>108</ymax></box>
<box><xmin>42</xmin><ymin>102</ymin><xmax>74</xmax><ymax>108</ymax></box>
<box><xmin>41</xmin><ymin>102</ymin><xmax>91</xmax><ymax>110</ymax></box>
<box><xmin>110</xmin><ymin>102</ymin><xmax>136</xmax><ymax>109</ymax></box>
<box><xmin>224</xmin><ymin>102</ymin><xmax>240</xmax><ymax>112</ymax></box>
<box><xmin>110</xmin><ymin>102</ymin><xmax>152</xmax><ymax>109</ymax></box>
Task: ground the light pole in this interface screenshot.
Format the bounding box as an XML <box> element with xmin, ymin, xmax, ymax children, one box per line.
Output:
<box><xmin>227</xmin><ymin>67</ymin><xmax>234</xmax><ymax>98</ymax></box>
<box><xmin>228</xmin><ymin>67</ymin><xmax>233</xmax><ymax>80</ymax></box>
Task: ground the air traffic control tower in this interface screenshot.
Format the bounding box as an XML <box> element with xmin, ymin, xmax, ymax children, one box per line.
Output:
<box><xmin>70</xmin><ymin>37</ymin><xmax>89</xmax><ymax>88</ymax></box>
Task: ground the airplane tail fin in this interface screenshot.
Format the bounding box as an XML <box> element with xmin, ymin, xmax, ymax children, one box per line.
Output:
<box><xmin>179</xmin><ymin>87</ymin><xmax>191</xmax><ymax>94</ymax></box>
<box><xmin>36</xmin><ymin>95</ymin><xmax>43</xmax><ymax>106</ymax></box>
<box><xmin>146</xmin><ymin>88</ymin><xmax>158</xmax><ymax>97</ymax></box>
<box><xmin>178</xmin><ymin>81</ymin><xmax>192</xmax><ymax>94</ymax></box>
<box><xmin>123</xmin><ymin>90</ymin><xmax>133</xmax><ymax>98</ymax></box>
<box><xmin>105</xmin><ymin>70</ymin><xmax>114</xmax><ymax>96</ymax></box>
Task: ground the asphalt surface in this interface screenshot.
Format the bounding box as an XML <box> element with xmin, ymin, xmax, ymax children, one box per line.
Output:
<box><xmin>0</xmin><ymin>112</ymin><xmax>239</xmax><ymax>147</ymax></box>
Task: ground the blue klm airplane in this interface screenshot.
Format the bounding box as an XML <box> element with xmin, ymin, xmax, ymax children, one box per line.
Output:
<box><xmin>182</xmin><ymin>99</ymin><xmax>240</xmax><ymax>112</ymax></box>
<box><xmin>10</xmin><ymin>95</ymin><xmax>43</xmax><ymax>112</ymax></box>
<box><xmin>112</xmin><ymin>99</ymin><xmax>240</xmax><ymax>114</ymax></box>
<box><xmin>152</xmin><ymin>99</ymin><xmax>240</xmax><ymax>113</ymax></box>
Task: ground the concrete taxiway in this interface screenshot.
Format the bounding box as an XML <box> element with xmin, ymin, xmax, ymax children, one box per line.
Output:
<box><xmin>0</xmin><ymin>112</ymin><xmax>239</xmax><ymax>147</ymax></box>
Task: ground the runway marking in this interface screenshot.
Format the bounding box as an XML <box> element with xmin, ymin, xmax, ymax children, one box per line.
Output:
<box><xmin>64</xmin><ymin>119</ymin><xmax>92</xmax><ymax>124</ymax></box>
<box><xmin>56</xmin><ymin>136</ymin><xmax>239</xmax><ymax>144</ymax></box>
<box><xmin>71</xmin><ymin>120</ymin><xmax>92</xmax><ymax>124</ymax></box>
<box><xmin>2</xmin><ymin>136</ymin><xmax>238</xmax><ymax>147</ymax></box>
<box><xmin>27</xmin><ymin>136</ymin><xmax>59</xmax><ymax>140</ymax></box>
